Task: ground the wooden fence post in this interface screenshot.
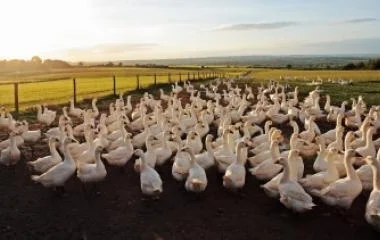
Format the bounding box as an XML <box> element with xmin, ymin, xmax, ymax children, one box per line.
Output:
<box><xmin>73</xmin><ymin>78</ymin><xmax>77</xmax><ymax>104</ymax></box>
<box><xmin>193</xmin><ymin>73</ymin><xmax>195</xmax><ymax>80</ymax></box>
<box><xmin>179</xmin><ymin>73</ymin><xmax>182</xmax><ymax>83</ymax></box>
<box><xmin>136</xmin><ymin>75</ymin><xmax>140</xmax><ymax>90</ymax></box>
<box><xmin>197</xmin><ymin>72</ymin><xmax>200</xmax><ymax>80</ymax></box>
<box><xmin>14</xmin><ymin>83</ymin><xmax>19</xmax><ymax>116</ymax></box>
<box><xmin>154</xmin><ymin>73</ymin><xmax>157</xmax><ymax>85</ymax></box>
<box><xmin>113</xmin><ymin>75</ymin><xmax>116</xmax><ymax>96</ymax></box>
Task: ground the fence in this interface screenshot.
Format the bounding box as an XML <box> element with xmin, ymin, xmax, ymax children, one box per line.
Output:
<box><xmin>0</xmin><ymin>71</ymin><xmax>224</xmax><ymax>115</ymax></box>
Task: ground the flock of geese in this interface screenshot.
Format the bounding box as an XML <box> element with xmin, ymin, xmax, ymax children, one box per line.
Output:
<box><xmin>0</xmin><ymin>78</ymin><xmax>380</xmax><ymax>231</ymax></box>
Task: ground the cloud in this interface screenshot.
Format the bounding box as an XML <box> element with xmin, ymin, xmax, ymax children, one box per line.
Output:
<box><xmin>68</xmin><ymin>43</ymin><xmax>158</xmax><ymax>55</ymax></box>
<box><xmin>210</xmin><ymin>21</ymin><xmax>297</xmax><ymax>31</ymax></box>
<box><xmin>342</xmin><ymin>18</ymin><xmax>377</xmax><ymax>24</ymax></box>
<box><xmin>47</xmin><ymin>43</ymin><xmax>158</xmax><ymax>61</ymax></box>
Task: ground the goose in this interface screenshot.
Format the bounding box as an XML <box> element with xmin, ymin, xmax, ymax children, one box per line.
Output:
<box><xmin>299</xmin><ymin>117</ymin><xmax>316</xmax><ymax>143</ymax></box>
<box><xmin>93</xmin><ymin>124</ymin><xmax>110</xmax><ymax>149</ymax></box>
<box><xmin>214</xmin><ymin>130</ymin><xmax>236</xmax><ymax>172</ymax></box>
<box><xmin>37</xmin><ymin>105</ymin><xmax>55</xmax><ymax>126</ymax></box>
<box><xmin>356</xmin><ymin>148</ymin><xmax>380</xmax><ymax>191</ymax></box>
<box><xmin>102</xmin><ymin>134</ymin><xmax>133</xmax><ymax>167</ymax></box>
<box><xmin>351</xmin><ymin>121</ymin><xmax>370</xmax><ymax>149</ymax></box>
<box><xmin>278</xmin><ymin>157</ymin><xmax>316</xmax><ymax>212</ymax></box>
<box><xmin>159</xmin><ymin>89</ymin><xmax>170</xmax><ymax>101</ymax></box>
<box><xmin>154</xmin><ymin>131</ymin><xmax>173</xmax><ymax>166</ymax></box>
<box><xmin>20</xmin><ymin>120</ymin><xmax>41</xmax><ymax>143</ymax></box>
<box><xmin>250</xmin><ymin>129</ymin><xmax>282</xmax><ymax>155</ymax></box>
<box><xmin>251</xmin><ymin>121</ymin><xmax>273</xmax><ymax>147</ymax></box>
<box><xmin>267</xmin><ymin>110</ymin><xmax>289</xmax><ymax>125</ymax></box>
<box><xmin>134</xmin><ymin>135</ymin><xmax>157</xmax><ymax>172</ymax></box>
<box><xmin>132</xmin><ymin>116</ymin><xmax>151</xmax><ymax>148</ymax></box>
<box><xmin>318</xmin><ymin>149</ymin><xmax>363</xmax><ymax>209</ymax></box>
<box><xmin>313</xmin><ymin>136</ymin><xmax>328</xmax><ymax>172</ymax></box>
<box><xmin>327</xmin><ymin>126</ymin><xmax>344</xmax><ymax>151</ymax></box>
<box><xmin>62</xmin><ymin>106</ymin><xmax>72</xmax><ymax>124</ymax></box>
<box><xmin>27</xmin><ymin>136</ymin><xmax>62</xmax><ymax>173</ymax></box>
<box><xmin>321</xmin><ymin>113</ymin><xmax>344</xmax><ymax>144</ymax></box>
<box><xmin>356</xmin><ymin>127</ymin><xmax>376</xmax><ymax>162</ymax></box>
<box><xmin>364</xmin><ymin>156</ymin><xmax>380</xmax><ymax>231</ymax></box>
<box><xmin>0</xmin><ymin>107</ymin><xmax>8</xmax><ymax>129</ymax></box>
<box><xmin>194</xmin><ymin>118</ymin><xmax>210</xmax><ymax>138</ymax></box>
<box><xmin>249</xmin><ymin>140</ymin><xmax>282</xmax><ymax>181</ymax></box>
<box><xmin>0</xmin><ymin>132</ymin><xmax>21</xmax><ymax>166</ymax></box>
<box><xmin>90</xmin><ymin>98</ymin><xmax>99</xmax><ymax>118</ymax></box>
<box><xmin>261</xmin><ymin>149</ymin><xmax>303</xmax><ymax>199</ymax></box>
<box><xmin>134</xmin><ymin>149</ymin><xmax>163</xmax><ymax>197</ymax></box>
<box><xmin>31</xmin><ymin>137</ymin><xmax>76</xmax><ymax>189</ymax></box>
<box><xmin>194</xmin><ymin>134</ymin><xmax>215</xmax><ymax>169</ymax></box>
<box><xmin>77</xmin><ymin>145</ymin><xmax>107</xmax><ymax>183</ymax></box>
<box><xmin>300</xmin><ymin>148</ymin><xmax>340</xmax><ymax>195</ymax></box>
<box><xmin>184</xmin><ymin>147</ymin><xmax>208</xmax><ymax>193</ymax></box>
<box><xmin>68</xmin><ymin>99</ymin><xmax>84</xmax><ymax>118</ymax></box>
<box><xmin>345</xmin><ymin>104</ymin><xmax>362</xmax><ymax>129</ymax></box>
<box><xmin>223</xmin><ymin>142</ymin><xmax>247</xmax><ymax>190</ymax></box>
<box><xmin>172</xmin><ymin>144</ymin><xmax>192</xmax><ymax>181</ymax></box>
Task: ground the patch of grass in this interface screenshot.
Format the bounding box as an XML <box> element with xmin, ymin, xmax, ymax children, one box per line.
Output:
<box><xmin>249</xmin><ymin>69</ymin><xmax>380</xmax><ymax>81</ymax></box>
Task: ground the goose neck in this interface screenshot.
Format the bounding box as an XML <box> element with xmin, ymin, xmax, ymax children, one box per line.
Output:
<box><xmin>344</xmin><ymin>154</ymin><xmax>357</xmax><ymax>180</ymax></box>
<box><xmin>280</xmin><ymin>159</ymin><xmax>290</xmax><ymax>183</ymax></box>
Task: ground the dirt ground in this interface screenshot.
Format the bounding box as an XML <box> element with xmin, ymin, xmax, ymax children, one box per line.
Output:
<box><xmin>0</xmin><ymin>84</ymin><xmax>379</xmax><ymax>239</ymax></box>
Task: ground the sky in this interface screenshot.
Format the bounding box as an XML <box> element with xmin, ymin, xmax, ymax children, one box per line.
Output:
<box><xmin>0</xmin><ymin>0</ymin><xmax>379</xmax><ymax>61</ymax></box>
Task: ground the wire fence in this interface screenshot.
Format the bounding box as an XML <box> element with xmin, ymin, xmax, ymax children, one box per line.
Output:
<box><xmin>0</xmin><ymin>71</ymin><xmax>224</xmax><ymax>115</ymax></box>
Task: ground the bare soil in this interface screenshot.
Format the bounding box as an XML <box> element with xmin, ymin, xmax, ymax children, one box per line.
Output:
<box><xmin>0</xmin><ymin>84</ymin><xmax>379</xmax><ymax>239</ymax></box>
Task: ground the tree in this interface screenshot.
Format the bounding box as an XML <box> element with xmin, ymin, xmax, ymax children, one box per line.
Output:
<box><xmin>31</xmin><ymin>56</ymin><xmax>42</xmax><ymax>64</ymax></box>
<box><xmin>286</xmin><ymin>64</ymin><xmax>292</xmax><ymax>69</ymax></box>
<box><xmin>118</xmin><ymin>62</ymin><xmax>123</xmax><ymax>67</ymax></box>
<box><xmin>78</xmin><ymin>62</ymin><xmax>84</xmax><ymax>67</ymax></box>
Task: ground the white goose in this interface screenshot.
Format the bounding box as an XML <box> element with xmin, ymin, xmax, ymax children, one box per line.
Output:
<box><xmin>0</xmin><ymin>132</ymin><xmax>21</xmax><ymax>166</ymax></box>
<box><xmin>68</xmin><ymin>99</ymin><xmax>84</xmax><ymax>118</ymax></box>
<box><xmin>77</xmin><ymin>145</ymin><xmax>107</xmax><ymax>183</ymax></box>
<box><xmin>194</xmin><ymin>134</ymin><xmax>215</xmax><ymax>169</ymax></box>
<box><xmin>261</xmin><ymin>149</ymin><xmax>303</xmax><ymax>199</ymax></box>
<box><xmin>31</xmin><ymin>138</ymin><xmax>76</xmax><ymax>189</ymax></box>
<box><xmin>102</xmin><ymin>134</ymin><xmax>133</xmax><ymax>167</ymax></box>
<box><xmin>184</xmin><ymin>147</ymin><xmax>208</xmax><ymax>193</ymax></box>
<box><xmin>222</xmin><ymin>142</ymin><xmax>247</xmax><ymax>190</ymax></box>
<box><xmin>278</xmin><ymin>157</ymin><xmax>316</xmax><ymax>213</ymax></box>
<box><xmin>249</xmin><ymin>140</ymin><xmax>282</xmax><ymax>181</ymax></box>
<box><xmin>318</xmin><ymin>149</ymin><xmax>363</xmax><ymax>209</ymax></box>
<box><xmin>27</xmin><ymin>136</ymin><xmax>62</xmax><ymax>173</ymax></box>
<box><xmin>364</xmin><ymin>156</ymin><xmax>380</xmax><ymax>231</ymax></box>
<box><xmin>135</xmin><ymin>149</ymin><xmax>163</xmax><ymax>197</ymax></box>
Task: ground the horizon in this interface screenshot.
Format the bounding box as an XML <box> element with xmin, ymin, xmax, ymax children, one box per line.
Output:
<box><xmin>1</xmin><ymin>0</ymin><xmax>380</xmax><ymax>61</ymax></box>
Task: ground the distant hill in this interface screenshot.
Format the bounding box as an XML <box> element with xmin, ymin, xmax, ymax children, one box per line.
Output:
<box><xmin>116</xmin><ymin>55</ymin><xmax>376</xmax><ymax>68</ymax></box>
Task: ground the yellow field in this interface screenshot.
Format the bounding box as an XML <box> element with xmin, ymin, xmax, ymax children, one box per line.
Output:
<box><xmin>0</xmin><ymin>66</ymin><xmax>245</xmax><ymax>111</ymax></box>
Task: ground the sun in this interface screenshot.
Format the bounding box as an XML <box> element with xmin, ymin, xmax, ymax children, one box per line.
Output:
<box><xmin>0</xmin><ymin>0</ymin><xmax>93</xmax><ymax>59</ymax></box>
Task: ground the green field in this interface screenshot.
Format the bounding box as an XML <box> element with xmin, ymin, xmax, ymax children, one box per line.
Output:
<box><xmin>244</xmin><ymin>69</ymin><xmax>380</xmax><ymax>106</ymax></box>
<box><xmin>249</xmin><ymin>69</ymin><xmax>380</xmax><ymax>81</ymax></box>
<box><xmin>0</xmin><ymin>66</ymin><xmax>247</xmax><ymax>111</ymax></box>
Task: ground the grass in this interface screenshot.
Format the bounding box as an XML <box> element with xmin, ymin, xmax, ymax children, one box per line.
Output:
<box><xmin>249</xmin><ymin>68</ymin><xmax>380</xmax><ymax>81</ymax></box>
<box><xmin>240</xmin><ymin>69</ymin><xmax>380</xmax><ymax>106</ymax></box>
<box><xmin>0</xmin><ymin>66</ymin><xmax>249</xmax><ymax>111</ymax></box>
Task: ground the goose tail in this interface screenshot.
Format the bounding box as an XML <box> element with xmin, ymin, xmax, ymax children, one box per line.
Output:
<box><xmin>31</xmin><ymin>175</ymin><xmax>40</xmax><ymax>182</ymax></box>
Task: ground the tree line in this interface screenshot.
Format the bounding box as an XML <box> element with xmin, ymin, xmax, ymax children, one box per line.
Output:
<box><xmin>0</xmin><ymin>56</ymin><xmax>71</xmax><ymax>72</ymax></box>
<box><xmin>342</xmin><ymin>58</ymin><xmax>380</xmax><ymax>70</ymax></box>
